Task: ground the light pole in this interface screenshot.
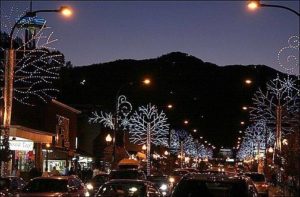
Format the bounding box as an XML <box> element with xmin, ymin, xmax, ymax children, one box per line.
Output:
<box><xmin>112</xmin><ymin>79</ymin><xmax>151</xmax><ymax>164</ymax></box>
<box><xmin>45</xmin><ymin>143</ymin><xmax>51</xmax><ymax>172</ymax></box>
<box><xmin>1</xmin><ymin>6</ymin><xmax>72</xmax><ymax>176</ymax></box>
<box><xmin>247</xmin><ymin>1</ymin><xmax>300</xmax><ymax>16</ymax></box>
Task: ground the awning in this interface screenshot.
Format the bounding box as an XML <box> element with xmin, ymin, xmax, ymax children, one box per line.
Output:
<box><xmin>9</xmin><ymin>125</ymin><xmax>54</xmax><ymax>143</ymax></box>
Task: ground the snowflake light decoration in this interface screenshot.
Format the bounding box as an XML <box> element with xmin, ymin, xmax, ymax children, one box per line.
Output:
<box><xmin>88</xmin><ymin>95</ymin><xmax>133</xmax><ymax>131</ymax></box>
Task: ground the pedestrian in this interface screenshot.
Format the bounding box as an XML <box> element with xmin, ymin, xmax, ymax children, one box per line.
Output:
<box><xmin>29</xmin><ymin>166</ymin><xmax>39</xmax><ymax>179</ymax></box>
<box><xmin>63</xmin><ymin>165</ymin><xmax>69</xmax><ymax>176</ymax></box>
<box><xmin>272</xmin><ymin>172</ymin><xmax>277</xmax><ymax>186</ymax></box>
<box><xmin>42</xmin><ymin>168</ymin><xmax>50</xmax><ymax>177</ymax></box>
<box><xmin>50</xmin><ymin>166</ymin><xmax>60</xmax><ymax>176</ymax></box>
<box><xmin>68</xmin><ymin>167</ymin><xmax>75</xmax><ymax>175</ymax></box>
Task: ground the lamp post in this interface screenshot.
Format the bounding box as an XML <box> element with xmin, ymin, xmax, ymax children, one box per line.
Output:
<box><xmin>45</xmin><ymin>143</ymin><xmax>51</xmax><ymax>172</ymax></box>
<box><xmin>1</xmin><ymin>6</ymin><xmax>72</xmax><ymax>176</ymax></box>
<box><xmin>112</xmin><ymin>79</ymin><xmax>151</xmax><ymax>164</ymax></box>
<box><xmin>248</xmin><ymin>1</ymin><xmax>300</xmax><ymax>16</ymax></box>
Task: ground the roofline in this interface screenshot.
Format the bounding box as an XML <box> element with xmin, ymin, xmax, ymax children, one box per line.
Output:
<box><xmin>11</xmin><ymin>125</ymin><xmax>55</xmax><ymax>136</ymax></box>
<box><xmin>51</xmin><ymin>99</ymin><xmax>81</xmax><ymax>114</ymax></box>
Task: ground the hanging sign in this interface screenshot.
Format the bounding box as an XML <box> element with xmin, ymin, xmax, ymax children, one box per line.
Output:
<box><xmin>9</xmin><ymin>140</ymin><xmax>34</xmax><ymax>151</ymax></box>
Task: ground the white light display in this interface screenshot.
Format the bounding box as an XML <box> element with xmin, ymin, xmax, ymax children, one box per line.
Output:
<box><xmin>250</xmin><ymin>75</ymin><xmax>299</xmax><ymax>152</ymax></box>
<box><xmin>0</xmin><ymin>19</ymin><xmax>62</xmax><ymax>106</ymax></box>
<box><xmin>277</xmin><ymin>36</ymin><xmax>299</xmax><ymax>75</ymax></box>
<box><xmin>88</xmin><ymin>95</ymin><xmax>133</xmax><ymax>131</ymax></box>
<box><xmin>128</xmin><ymin>103</ymin><xmax>169</xmax><ymax>175</ymax></box>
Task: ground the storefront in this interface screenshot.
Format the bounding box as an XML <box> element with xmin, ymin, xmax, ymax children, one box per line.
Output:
<box><xmin>9</xmin><ymin>137</ymin><xmax>34</xmax><ymax>172</ymax></box>
<box><xmin>9</xmin><ymin>125</ymin><xmax>54</xmax><ymax>173</ymax></box>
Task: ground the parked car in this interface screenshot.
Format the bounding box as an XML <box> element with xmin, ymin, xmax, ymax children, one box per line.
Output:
<box><xmin>245</xmin><ymin>172</ymin><xmax>269</xmax><ymax>197</ymax></box>
<box><xmin>168</xmin><ymin>169</ymin><xmax>190</xmax><ymax>188</ymax></box>
<box><xmin>95</xmin><ymin>179</ymin><xmax>162</xmax><ymax>197</ymax></box>
<box><xmin>171</xmin><ymin>173</ymin><xmax>258</xmax><ymax>197</ymax></box>
<box><xmin>85</xmin><ymin>173</ymin><xmax>109</xmax><ymax>196</ymax></box>
<box><xmin>147</xmin><ymin>175</ymin><xmax>170</xmax><ymax>196</ymax></box>
<box><xmin>109</xmin><ymin>169</ymin><xmax>146</xmax><ymax>180</ymax></box>
<box><xmin>0</xmin><ymin>176</ymin><xmax>26</xmax><ymax>196</ymax></box>
<box><xmin>19</xmin><ymin>176</ymin><xmax>89</xmax><ymax>197</ymax></box>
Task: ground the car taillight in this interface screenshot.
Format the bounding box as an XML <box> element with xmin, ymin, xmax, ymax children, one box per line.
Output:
<box><xmin>262</xmin><ymin>184</ymin><xmax>268</xmax><ymax>187</ymax></box>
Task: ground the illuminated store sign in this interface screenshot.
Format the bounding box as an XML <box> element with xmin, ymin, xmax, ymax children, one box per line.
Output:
<box><xmin>9</xmin><ymin>140</ymin><xmax>34</xmax><ymax>151</ymax></box>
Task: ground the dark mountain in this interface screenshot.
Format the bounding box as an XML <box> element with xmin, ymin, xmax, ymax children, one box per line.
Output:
<box><xmin>57</xmin><ymin>52</ymin><xmax>280</xmax><ymax>148</ymax></box>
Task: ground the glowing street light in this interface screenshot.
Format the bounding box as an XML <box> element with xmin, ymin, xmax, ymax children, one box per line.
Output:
<box><xmin>247</xmin><ymin>1</ymin><xmax>300</xmax><ymax>16</ymax></box>
<box><xmin>45</xmin><ymin>143</ymin><xmax>51</xmax><ymax>172</ymax></box>
<box><xmin>105</xmin><ymin>134</ymin><xmax>112</xmax><ymax>143</ymax></box>
<box><xmin>193</xmin><ymin>129</ymin><xmax>197</xmax><ymax>133</ymax></box>
<box><xmin>245</xmin><ymin>79</ymin><xmax>252</xmax><ymax>85</ymax></box>
<box><xmin>143</xmin><ymin>78</ymin><xmax>151</xmax><ymax>85</ymax></box>
<box><xmin>268</xmin><ymin>147</ymin><xmax>274</xmax><ymax>153</ymax></box>
<box><xmin>242</xmin><ymin>106</ymin><xmax>248</xmax><ymax>110</ymax></box>
<box><xmin>184</xmin><ymin>120</ymin><xmax>189</xmax><ymax>125</ymax></box>
<box><xmin>142</xmin><ymin>144</ymin><xmax>147</xmax><ymax>151</ymax></box>
<box><xmin>167</xmin><ymin>104</ymin><xmax>173</xmax><ymax>109</ymax></box>
<box><xmin>60</xmin><ymin>6</ymin><xmax>73</xmax><ymax>17</ymax></box>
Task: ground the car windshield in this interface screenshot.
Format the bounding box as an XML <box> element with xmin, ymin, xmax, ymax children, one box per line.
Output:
<box><xmin>0</xmin><ymin>179</ymin><xmax>10</xmax><ymax>189</ymax></box>
<box><xmin>110</xmin><ymin>171</ymin><xmax>144</xmax><ymax>180</ymax></box>
<box><xmin>92</xmin><ymin>175</ymin><xmax>108</xmax><ymax>186</ymax></box>
<box><xmin>172</xmin><ymin>171</ymin><xmax>189</xmax><ymax>176</ymax></box>
<box><xmin>22</xmin><ymin>179</ymin><xmax>68</xmax><ymax>193</ymax></box>
<box><xmin>245</xmin><ymin>174</ymin><xmax>265</xmax><ymax>182</ymax></box>
<box><xmin>172</xmin><ymin>179</ymin><xmax>248</xmax><ymax>197</ymax></box>
<box><xmin>98</xmin><ymin>182</ymin><xmax>146</xmax><ymax>197</ymax></box>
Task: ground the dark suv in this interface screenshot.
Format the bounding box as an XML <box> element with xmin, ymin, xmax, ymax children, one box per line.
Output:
<box><xmin>171</xmin><ymin>173</ymin><xmax>258</xmax><ymax>197</ymax></box>
<box><xmin>109</xmin><ymin>169</ymin><xmax>147</xmax><ymax>180</ymax></box>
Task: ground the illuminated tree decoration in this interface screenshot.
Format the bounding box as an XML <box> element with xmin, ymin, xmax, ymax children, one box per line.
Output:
<box><xmin>278</xmin><ymin>35</ymin><xmax>299</xmax><ymax>75</ymax></box>
<box><xmin>245</xmin><ymin>121</ymin><xmax>274</xmax><ymax>154</ymax></box>
<box><xmin>0</xmin><ymin>18</ymin><xmax>63</xmax><ymax>106</ymax></box>
<box><xmin>128</xmin><ymin>103</ymin><xmax>169</xmax><ymax>175</ymax></box>
<box><xmin>170</xmin><ymin>129</ymin><xmax>188</xmax><ymax>154</ymax></box>
<box><xmin>250</xmin><ymin>75</ymin><xmax>299</xmax><ymax>151</ymax></box>
<box><xmin>88</xmin><ymin>95</ymin><xmax>133</xmax><ymax>131</ymax></box>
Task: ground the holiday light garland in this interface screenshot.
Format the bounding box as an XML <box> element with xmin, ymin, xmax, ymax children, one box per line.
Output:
<box><xmin>0</xmin><ymin>18</ymin><xmax>63</xmax><ymax>106</ymax></box>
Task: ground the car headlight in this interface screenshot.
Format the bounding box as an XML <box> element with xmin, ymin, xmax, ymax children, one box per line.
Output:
<box><xmin>84</xmin><ymin>191</ymin><xmax>90</xmax><ymax>197</ymax></box>
<box><xmin>160</xmin><ymin>184</ymin><xmax>168</xmax><ymax>191</ymax></box>
<box><xmin>169</xmin><ymin>177</ymin><xmax>175</xmax><ymax>183</ymax></box>
<box><xmin>86</xmin><ymin>183</ymin><xmax>93</xmax><ymax>190</ymax></box>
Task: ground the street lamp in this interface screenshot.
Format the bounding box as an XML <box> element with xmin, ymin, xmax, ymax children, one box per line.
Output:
<box><xmin>112</xmin><ymin>79</ymin><xmax>150</xmax><ymax>164</ymax></box>
<box><xmin>247</xmin><ymin>1</ymin><xmax>300</xmax><ymax>16</ymax></box>
<box><xmin>1</xmin><ymin>5</ymin><xmax>72</xmax><ymax>176</ymax></box>
<box><xmin>105</xmin><ymin>134</ymin><xmax>112</xmax><ymax>145</ymax></box>
<box><xmin>45</xmin><ymin>143</ymin><xmax>51</xmax><ymax>172</ymax></box>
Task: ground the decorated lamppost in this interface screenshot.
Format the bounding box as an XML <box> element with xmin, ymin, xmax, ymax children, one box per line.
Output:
<box><xmin>1</xmin><ymin>6</ymin><xmax>72</xmax><ymax>176</ymax></box>
<box><xmin>89</xmin><ymin>79</ymin><xmax>151</xmax><ymax>165</ymax></box>
<box><xmin>128</xmin><ymin>104</ymin><xmax>169</xmax><ymax>176</ymax></box>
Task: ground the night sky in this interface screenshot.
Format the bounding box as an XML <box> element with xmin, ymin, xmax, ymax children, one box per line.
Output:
<box><xmin>1</xmin><ymin>1</ymin><xmax>299</xmax><ymax>75</ymax></box>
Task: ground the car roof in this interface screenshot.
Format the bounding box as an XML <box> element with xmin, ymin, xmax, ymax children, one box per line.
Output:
<box><xmin>106</xmin><ymin>179</ymin><xmax>149</xmax><ymax>184</ymax></box>
<box><xmin>31</xmin><ymin>176</ymin><xmax>73</xmax><ymax>180</ymax></box>
<box><xmin>182</xmin><ymin>173</ymin><xmax>249</xmax><ymax>183</ymax></box>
